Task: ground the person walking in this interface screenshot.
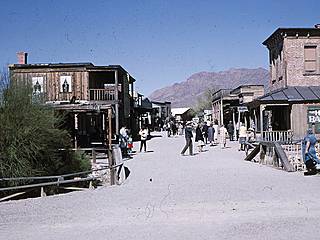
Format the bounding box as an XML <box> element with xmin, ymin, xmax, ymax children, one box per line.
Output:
<box><xmin>212</xmin><ymin>119</ymin><xmax>219</xmax><ymax>144</ymax></box>
<box><xmin>119</xmin><ymin>126</ymin><xmax>128</xmax><ymax>157</ymax></box>
<box><xmin>238</xmin><ymin>123</ymin><xmax>247</xmax><ymax>151</ymax></box>
<box><xmin>219</xmin><ymin>124</ymin><xmax>227</xmax><ymax>148</ymax></box>
<box><xmin>181</xmin><ymin>121</ymin><xmax>193</xmax><ymax>156</ymax></box>
<box><xmin>139</xmin><ymin>126</ymin><xmax>148</xmax><ymax>152</ymax></box>
<box><xmin>302</xmin><ymin>128</ymin><xmax>320</xmax><ymax>173</ymax></box>
<box><xmin>195</xmin><ymin>123</ymin><xmax>205</xmax><ymax>152</ymax></box>
<box><xmin>207</xmin><ymin>123</ymin><xmax>215</xmax><ymax>146</ymax></box>
<box><xmin>227</xmin><ymin>121</ymin><xmax>234</xmax><ymax>141</ymax></box>
<box><xmin>202</xmin><ymin>122</ymin><xmax>209</xmax><ymax>144</ymax></box>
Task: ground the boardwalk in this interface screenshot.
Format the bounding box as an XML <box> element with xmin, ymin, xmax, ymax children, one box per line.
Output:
<box><xmin>1</xmin><ymin>132</ymin><xmax>320</xmax><ymax>240</ymax></box>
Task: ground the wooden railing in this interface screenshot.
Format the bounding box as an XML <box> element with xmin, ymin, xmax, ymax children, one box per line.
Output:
<box><xmin>261</xmin><ymin>130</ymin><xmax>293</xmax><ymax>143</ymax></box>
<box><xmin>90</xmin><ymin>89</ymin><xmax>115</xmax><ymax>101</ymax></box>
<box><xmin>282</xmin><ymin>143</ymin><xmax>305</xmax><ymax>171</ymax></box>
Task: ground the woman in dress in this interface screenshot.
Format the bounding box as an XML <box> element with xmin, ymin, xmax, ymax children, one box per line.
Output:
<box><xmin>207</xmin><ymin>123</ymin><xmax>214</xmax><ymax>146</ymax></box>
<box><xmin>219</xmin><ymin>124</ymin><xmax>227</xmax><ymax>148</ymax></box>
<box><xmin>303</xmin><ymin>128</ymin><xmax>320</xmax><ymax>173</ymax></box>
<box><xmin>195</xmin><ymin>124</ymin><xmax>205</xmax><ymax>152</ymax></box>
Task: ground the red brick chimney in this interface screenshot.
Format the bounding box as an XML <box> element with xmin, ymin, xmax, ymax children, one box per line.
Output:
<box><xmin>17</xmin><ymin>52</ymin><xmax>28</xmax><ymax>64</ymax></box>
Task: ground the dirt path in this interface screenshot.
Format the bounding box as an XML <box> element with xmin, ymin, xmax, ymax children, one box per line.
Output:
<box><xmin>1</xmin><ymin>132</ymin><xmax>320</xmax><ymax>240</ymax></box>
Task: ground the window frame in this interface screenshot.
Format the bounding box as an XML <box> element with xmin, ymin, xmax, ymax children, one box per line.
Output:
<box><xmin>304</xmin><ymin>45</ymin><xmax>318</xmax><ymax>74</ymax></box>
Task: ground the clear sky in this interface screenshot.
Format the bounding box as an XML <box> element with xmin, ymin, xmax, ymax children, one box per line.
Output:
<box><xmin>0</xmin><ymin>0</ymin><xmax>319</xmax><ymax>95</ymax></box>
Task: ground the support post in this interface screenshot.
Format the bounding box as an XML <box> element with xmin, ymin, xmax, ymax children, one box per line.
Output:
<box><xmin>260</xmin><ymin>105</ymin><xmax>265</xmax><ymax>138</ymax></box>
<box><xmin>40</xmin><ymin>187</ymin><xmax>46</xmax><ymax>197</ymax></box>
<box><xmin>114</xmin><ymin>70</ymin><xmax>119</xmax><ymax>134</ymax></box>
<box><xmin>220</xmin><ymin>99</ymin><xmax>224</xmax><ymax>126</ymax></box>
<box><xmin>108</xmin><ymin>108</ymin><xmax>115</xmax><ymax>185</ymax></box>
<box><xmin>232</xmin><ymin>108</ymin><xmax>237</xmax><ymax>140</ymax></box>
<box><xmin>74</xmin><ymin>113</ymin><xmax>78</xmax><ymax>149</ymax></box>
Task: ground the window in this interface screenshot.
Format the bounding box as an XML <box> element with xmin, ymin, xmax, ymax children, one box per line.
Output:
<box><xmin>304</xmin><ymin>46</ymin><xmax>317</xmax><ymax>72</ymax></box>
<box><xmin>60</xmin><ymin>76</ymin><xmax>72</xmax><ymax>93</ymax></box>
<box><xmin>32</xmin><ymin>76</ymin><xmax>44</xmax><ymax>94</ymax></box>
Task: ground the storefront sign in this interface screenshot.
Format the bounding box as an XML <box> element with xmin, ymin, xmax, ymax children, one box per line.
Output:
<box><xmin>237</xmin><ymin>106</ymin><xmax>248</xmax><ymax>112</ymax></box>
<box><xmin>308</xmin><ymin>107</ymin><xmax>320</xmax><ymax>123</ymax></box>
<box><xmin>307</xmin><ymin>106</ymin><xmax>320</xmax><ymax>134</ymax></box>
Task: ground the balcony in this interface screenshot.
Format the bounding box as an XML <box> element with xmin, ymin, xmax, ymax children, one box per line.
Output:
<box><xmin>89</xmin><ymin>88</ymin><xmax>115</xmax><ymax>101</ymax></box>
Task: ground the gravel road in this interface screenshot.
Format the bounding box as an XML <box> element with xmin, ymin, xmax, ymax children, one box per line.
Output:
<box><xmin>1</xmin><ymin>131</ymin><xmax>320</xmax><ymax>240</ymax></box>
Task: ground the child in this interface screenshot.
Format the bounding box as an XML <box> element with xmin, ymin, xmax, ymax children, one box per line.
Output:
<box><xmin>127</xmin><ymin>136</ymin><xmax>133</xmax><ymax>154</ymax></box>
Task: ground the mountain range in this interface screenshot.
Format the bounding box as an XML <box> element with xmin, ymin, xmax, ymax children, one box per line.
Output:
<box><xmin>148</xmin><ymin>68</ymin><xmax>269</xmax><ymax>107</ymax></box>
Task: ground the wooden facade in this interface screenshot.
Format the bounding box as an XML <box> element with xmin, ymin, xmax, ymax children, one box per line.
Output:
<box><xmin>9</xmin><ymin>63</ymin><xmax>136</xmax><ymax>148</ymax></box>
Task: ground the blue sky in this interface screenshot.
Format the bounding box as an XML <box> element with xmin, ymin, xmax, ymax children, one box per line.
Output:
<box><xmin>0</xmin><ymin>0</ymin><xmax>319</xmax><ymax>95</ymax></box>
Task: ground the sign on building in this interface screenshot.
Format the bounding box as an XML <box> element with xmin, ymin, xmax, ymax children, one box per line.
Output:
<box><xmin>237</xmin><ymin>106</ymin><xmax>248</xmax><ymax>112</ymax></box>
<box><xmin>307</xmin><ymin>106</ymin><xmax>320</xmax><ymax>133</ymax></box>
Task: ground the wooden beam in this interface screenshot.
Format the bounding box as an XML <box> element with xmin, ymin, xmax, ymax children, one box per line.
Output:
<box><xmin>0</xmin><ymin>192</ymin><xmax>26</xmax><ymax>202</ymax></box>
<box><xmin>108</xmin><ymin>108</ymin><xmax>115</xmax><ymax>185</ymax></box>
<box><xmin>114</xmin><ymin>70</ymin><xmax>119</xmax><ymax>134</ymax></box>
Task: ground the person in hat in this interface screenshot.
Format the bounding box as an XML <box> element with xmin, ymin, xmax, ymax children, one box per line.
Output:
<box><xmin>181</xmin><ymin>121</ymin><xmax>193</xmax><ymax>155</ymax></box>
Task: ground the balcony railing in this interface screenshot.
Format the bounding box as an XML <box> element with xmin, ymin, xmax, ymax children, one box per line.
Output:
<box><xmin>90</xmin><ymin>89</ymin><xmax>115</xmax><ymax>101</ymax></box>
<box><xmin>261</xmin><ymin>130</ymin><xmax>293</xmax><ymax>143</ymax></box>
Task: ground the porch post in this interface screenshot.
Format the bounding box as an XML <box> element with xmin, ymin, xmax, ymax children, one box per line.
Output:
<box><xmin>108</xmin><ymin>108</ymin><xmax>115</xmax><ymax>185</ymax></box>
<box><xmin>232</xmin><ymin>108</ymin><xmax>236</xmax><ymax>139</ymax></box>
<box><xmin>220</xmin><ymin>98</ymin><xmax>224</xmax><ymax>126</ymax></box>
<box><xmin>74</xmin><ymin>113</ymin><xmax>78</xmax><ymax>149</ymax></box>
<box><xmin>260</xmin><ymin>105</ymin><xmax>265</xmax><ymax>137</ymax></box>
<box><xmin>254</xmin><ymin>109</ymin><xmax>257</xmax><ymax>131</ymax></box>
<box><xmin>114</xmin><ymin>70</ymin><xmax>119</xmax><ymax>134</ymax></box>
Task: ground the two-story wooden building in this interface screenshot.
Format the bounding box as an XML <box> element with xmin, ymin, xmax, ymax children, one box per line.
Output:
<box><xmin>9</xmin><ymin>61</ymin><xmax>136</xmax><ymax>147</ymax></box>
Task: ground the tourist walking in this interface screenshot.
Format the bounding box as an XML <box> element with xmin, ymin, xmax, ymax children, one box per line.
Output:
<box><xmin>212</xmin><ymin>119</ymin><xmax>219</xmax><ymax>144</ymax></box>
<box><xmin>139</xmin><ymin>126</ymin><xmax>148</xmax><ymax>152</ymax></box>
<box><xmin>302</xmin><ymin>128</ymin><xmax>320</xmax><ymax>173</ymax></box>
<box><xmin>181</xmin><ymin>121</ymin><xmax>193</xmax><ymax>156</ymax></box>
<box><xmin>227</xmin><ymin>121</ymin><xmax>234</xmax><ymax>141</ymax></box>
<box><xmin>195</xmin><ymin>123</ymin><xmax>205</xmax><ymax>152</ymax></box>
<box><xmin>119</xmin><ymin>126</ymin><xmax>129</xmax><ymax>157</ymax></box>
<box><xmin>202</xmin><ymin>122</ymin><xmax>209</xmax><ymax>144</ymax></box>
<box><xmin>238</xmin><ymin>123</ymin><xmax>247</xmax><ymax>151</ymax></box>
<box><xmin>219</xmin><ymin>124</ymin><xmax>227</xmax><ymax>148</ymax></box>
<box><xmin>207</xmin><ymin>123</ymin><xmax>214</xmax><ymax>146</ymax></box>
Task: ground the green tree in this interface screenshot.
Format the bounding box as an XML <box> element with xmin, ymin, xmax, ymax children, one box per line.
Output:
<box><xmin>193</xmin><ymin>88</ymin><xmax>216</xmax><ymax>114</ymax></box>
<box><xmin>0</xmin><ymin>79</ymin><xmax>90</xmax><ymax>179</ymax></box>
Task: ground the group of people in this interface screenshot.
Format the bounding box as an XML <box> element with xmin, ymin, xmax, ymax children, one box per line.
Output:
<box><xmin>181</xmin><ymin>120</ymin><xmax>219</xmax><ymax>155</ymax></box>
<box><xmin>165</xmin><ymin>120</ymin><xmax>184</xmax><ymax>137</ymax></box>
<box><xmin>119</xmin><ymin>125</ymin><xmax>149</xmax><ymax>157</ymax></box>
<box><xmin>181</xmin><ymin>120</ymin><xmax>255</xmax><ymax>155</ymax></box>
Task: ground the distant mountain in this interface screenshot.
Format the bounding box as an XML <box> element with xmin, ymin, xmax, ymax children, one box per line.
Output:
<box><xmin>149</xmin><ymin>68</ymin><xmax>269</xmax><ymax>107</ymax></box>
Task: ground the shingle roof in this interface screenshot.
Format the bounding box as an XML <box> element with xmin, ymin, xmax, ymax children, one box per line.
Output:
<box><xmin>257</xmin><ymin>86</ymin><xmax>320</xmax><ymax>103</ymax></box>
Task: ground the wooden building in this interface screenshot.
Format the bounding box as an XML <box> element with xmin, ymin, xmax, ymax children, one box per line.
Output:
<box><xmin>212</xmin><ymin>85</ymin><xmax>264</xmax><ymax>133</ymax></box>
<box><xmin>9</xmin><ymin>62</ymin><xmax>136</xmax><ymax>147</ymax></box>
<box><xmin>151</xmin><ymin>101</ymin><xmax>171</xmax><ymax>130</ymax></box>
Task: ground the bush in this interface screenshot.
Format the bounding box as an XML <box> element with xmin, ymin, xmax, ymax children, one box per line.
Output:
<box><xmin>0</xmin><ymin>82</ymin><xmax>91</xmax><ymax>180</ymax></box>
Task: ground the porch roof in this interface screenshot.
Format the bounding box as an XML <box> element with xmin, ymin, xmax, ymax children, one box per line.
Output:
<box><xmin>256</xmin><ymin>86</ymin><xmax>320</xmax><ymax>103</ymax></box>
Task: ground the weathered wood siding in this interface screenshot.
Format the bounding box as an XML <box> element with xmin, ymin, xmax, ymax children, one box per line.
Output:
<box><xmin>11</xmin><ymin>68</ymin><xmax>89</xmax><ymax>101</ymax></box>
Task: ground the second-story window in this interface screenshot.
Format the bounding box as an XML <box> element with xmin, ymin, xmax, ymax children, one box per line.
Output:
<box><xmin>60</xmin><ymin>76</ymin><xmax>72</xmax><ymax>93</ymax></box>
<box><xmin>304</xmin><ymin>46</ymin><xmax>317</xmax><ymax>73</ymax></box>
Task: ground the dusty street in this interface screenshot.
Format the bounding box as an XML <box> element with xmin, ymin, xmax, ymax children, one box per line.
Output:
<box><xmin>1</xmin><ymin>131</ymin><xmax>320</xmax><ymax>240</ymax></box>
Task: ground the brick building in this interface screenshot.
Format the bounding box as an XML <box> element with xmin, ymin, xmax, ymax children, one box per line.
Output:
<box><xmin>250</xmin><ymin>25</ymin><xmax>320</xmax><ymax>139</ymax></box>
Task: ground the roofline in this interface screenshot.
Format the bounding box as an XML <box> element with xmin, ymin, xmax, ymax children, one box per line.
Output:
<box><xmin>230</xmin><ymin>84</ymin><xmax>265</xmax><ymax>94</ymax></box>
<box><xmin>9</xmin><ymin>62</ymin><xmax>136</xmax><ymax>82</ymax></box>
<box><xmin>263</xmin><ymin>27</ymin><xmax>320</xmax><ymax>46</ymax></box>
